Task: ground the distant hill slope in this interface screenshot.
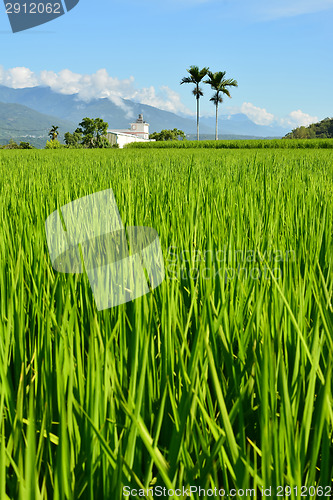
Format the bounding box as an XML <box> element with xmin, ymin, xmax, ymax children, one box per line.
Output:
<box><xmin>187</xmin><ymin>133</ymin><xmax>282</xmax><ymax>141</ymax></box>
<box><xmin>200</xmin><ymin>113</ymin><xmax>289</xmax><ymax>138</ymax></box>
<box><xmin>283</xmin><ymin>117</ymin><xmax>333</xmax><ymax>139</ymax></box>
<box><xmin>0</xmin><ymin>85</ymin><xmax>213</xmax><ymax>136</ymax></box>
<box><xmin>0</xmin><ymin>85</ymin><xmax>290</xmax><ymax>139</ymax></box>
<box><xmin>0</xmin><ymin>101</ymin><xmax>75</xmax><ymax>148</ymax></box>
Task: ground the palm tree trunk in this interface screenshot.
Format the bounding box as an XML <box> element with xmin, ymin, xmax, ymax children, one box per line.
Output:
<box><xmin>197</xmin><ymin>94</ymin><xmax>199</xmax><ymax>141</ymax></box>
<box><xmin>215</xmin><ymin>103</ymin><xmax>218</xmax><ymax>140</ymax></box>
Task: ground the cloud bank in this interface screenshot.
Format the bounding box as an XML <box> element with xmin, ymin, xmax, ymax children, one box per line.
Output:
<box><xmin>240</xmin><ymin>102</ymin><xmax>275</xmax><ymax>126</ymax></box>
<box><xmin>239</xmin><ymin>102</ymin><xmax>318</xmax><ymax>128</ymax></box>
<box><xmin>0</xmin><ymin>66</ymin><xmax>319</xmax><ymax>129</ymax></box>
<box><xmin>0</xmin><ymin>66</ymin><xmax>193</xmax><ymax>116</ymax></box>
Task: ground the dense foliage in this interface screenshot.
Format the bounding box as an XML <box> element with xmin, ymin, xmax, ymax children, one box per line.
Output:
<box><xmin>149</xmin><ymin>128</ymin><xmax>186</xmax><ymax>141</ymax></box>
<box><xmin>284</xmin><ymin>117</ymin><xmax>333</xmax><ymax>139</ymax></box>
<box><xmin>0</xmin><ymin>139</ymin><xmax>34</xmax><ymax>149</ymax></box>
<box><xmin>45</xmin><ymin>139</ymin><xmax>64</xmax><ymax>149</ymax></box>
<box><xmin>64</xmin><ymin>117</ymin><xmax>111</xmax><ymax>148</ymax></box>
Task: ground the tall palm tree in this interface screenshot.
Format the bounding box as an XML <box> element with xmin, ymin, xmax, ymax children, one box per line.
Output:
<box><xmin>49</xmin><ymin>125</ymin><xmax>59</xmax><ymax>141</ymax></box>
<box><xmin>204</xmin><ymin>71</ymin><xmax>238</xmax><ymax>140</ymax></box>
<box><xmin>180</xmin><ymin>65</ymin><xmax>209</xmax><ymax>141</ymax></box>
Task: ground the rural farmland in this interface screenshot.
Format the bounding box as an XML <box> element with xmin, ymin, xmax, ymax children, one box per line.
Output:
<box><xmin>0</xmin><ymin>147</ymin><xmax>332</xmax><ymax>498</ymax></box>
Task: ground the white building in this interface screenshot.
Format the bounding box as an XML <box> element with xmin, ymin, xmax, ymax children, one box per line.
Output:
<box><xmin>107</xmin><ymin>114</ymin><xmax>154</xmax><ymax>148</ymax></box>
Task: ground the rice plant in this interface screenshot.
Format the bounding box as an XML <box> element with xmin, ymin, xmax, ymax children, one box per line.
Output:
<box><xmin>0</xmin><ymin>148</ymin><xmax>332</xmax><ymax>499</ymax></box>
<box><xmin>125</xmin><ymin>138</ymin><xmax>333</xmax><ymax>149</ymax></box>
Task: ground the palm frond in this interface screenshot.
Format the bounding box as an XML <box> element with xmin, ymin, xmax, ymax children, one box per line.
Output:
<box><xmin>210</xmin><ymin>93</ymin><xmax>223</xmax><ymax>105</ymax></box>
<box><xmin>221</xmin><ymin>88</ymin><xmax>231</xmax><ymax>98</ymax></box>
<box><xmin>181</xmin><ymin>65</ymin><xmax>209</xmax><ymax>85</ymax></box>
<box><xmin>180</xmin><ymin>76</ymin><xmax>194</xmax><ymax>85</ymax></box>
<box><xmin>204</xmin><ymin>71</ymin><xmax>227</xmax><ymax>87</ymax></box>
<box><xmin>192</xmin><ymin>87</ymin><xmax>204</xmax><ymax>99</ymax></box>
<box><xmin>221</xmin><ymin>78</ymin><xmax>238</xmax><ymax>88</ymax></box>
<box><xmin>204</xmin><ymin>70</ymin><xmax>238</xmax><ymax>96</ymax></box>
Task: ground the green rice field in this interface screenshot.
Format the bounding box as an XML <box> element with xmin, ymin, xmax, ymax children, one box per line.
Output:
<box><xmin>125</xmin><ymin>138</ymin><xmax>333</xmax><ymax>149</ymax></box>
<box><xmin>0</xmin><ymin>148</ymin><xmax>332</xmax><ymax>499</ymax></box>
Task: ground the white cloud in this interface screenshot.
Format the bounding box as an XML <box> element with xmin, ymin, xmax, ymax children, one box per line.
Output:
<box><xmin>280</xmin><ymin>110</ymin><xmax>318</xmax><ymax>128</ymax></box>
<box><xmin>257</xmin><ymin>0</ymin><xmax>333</xmax><ymax>19</ymax></box>
<box><xmin>229</xmin><ymin>102</ymin><xmax>318</xmax><ymax>129</ymax></box>
<box><xmin>38</xmin><ymin>68</ymin><xmax>136</xmax><ymax>111</ymax></box>
<box><xmin>0</xmin><ymin>66</ymin><xmax>193</xmax><ymax>115</ymax></box>
<box><xmin>0</xmin><ymin>66</ymin><xmax>320</xmax><ymax>128</ymax></box>
<box><xmin>240</xmin><ymin>102</ymin><xmax>275</xmax><ymax>125</ymax></box>
<box><xmin>0</xmin><ymin>66</ymin><xmax>38</xmax><ymax>88</ymax></box>
<box><xmin>131</xmin><ymin>85</ymin><xmax>194</xmax><ymax>115</ymax></box>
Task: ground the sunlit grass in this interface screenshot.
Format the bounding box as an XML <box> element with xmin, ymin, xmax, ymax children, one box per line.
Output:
<box><xmin>125</xmin><ymin>138</ymin><xmax>333</xmax><ymax>149</ymax></box>
<box><xmin>0</xmin><ymin>148</ymin><xmax>332</xmax><ymax>499</ymax></box>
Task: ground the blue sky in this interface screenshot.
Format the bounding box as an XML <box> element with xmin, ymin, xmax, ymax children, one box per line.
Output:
<box><xmin>0</xmin><ymin>0</ymin><xmax>332</xmax><ymax>128</ymax></box>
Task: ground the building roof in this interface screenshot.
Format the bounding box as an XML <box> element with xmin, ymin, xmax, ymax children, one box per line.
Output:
<box><xmin>108</xmin><ymin>129</ymin><xmax>147</xmax><ymax>137</ymax></box>
<box><xmin>107</xmin><ymin>115</ymin><xmax>149</xmax><ymax>136</ymax></box>
<box><xmin>107</xmin><ymin>130</ymin><xmax>139</xmax><ymax>137</ymax></box>
<box><xmin>136</xmin><ymin>113</ymin><xmax>146</xmax><ymax>124</ymax></box>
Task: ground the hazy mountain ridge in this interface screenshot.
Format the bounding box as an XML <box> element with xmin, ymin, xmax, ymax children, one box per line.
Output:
<box><xmin>200</xmin><ymin>113</ymin><xmax>290</xmax><ymax>137</ymax></box>
<box><xmin>0</xmin><ymin>85</ymin><xmax>290</xmax><ymax>145</ymax></box>
<box><xmin>0</xmin><ymin>85</ymin><xmax>213</xmax><ymax>137</ymax></box>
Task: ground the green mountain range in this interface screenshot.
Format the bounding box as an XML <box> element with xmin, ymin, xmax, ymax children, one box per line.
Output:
<box><xmin>0</xmin><ymin>85</ymin><xmax>292</xmax><ymax>145</ymax></box>
<box><xmin>0</xmin><ymin>101</ymin><xmax>75</xmax><ymax>148</ymax></box>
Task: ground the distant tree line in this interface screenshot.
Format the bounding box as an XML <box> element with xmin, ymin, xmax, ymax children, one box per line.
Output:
<box><xmin>284</xmin><ymin>117</ymin><xmax>333</xmax><ymax>139</ymax></box>
<box><xmin>46</xmin><ymin>118</ymin><xmax>112</xmax><ymax>149</ymax></box>
<box><xmin>149</xmin><ymin>129</ymin><xmax>186</xmax><ymax>141</ymax></box>
<box><xmin>65</xmin><ymin>118</ymin><xmax>111</xmax><ymax>148</ymax></box>
<box><xmin>0</xmin><ymin>139</ymin><xmax>34</xmax><ymax>149</ymax></box>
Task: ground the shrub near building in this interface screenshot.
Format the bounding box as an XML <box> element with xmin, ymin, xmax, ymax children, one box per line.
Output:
<box><xmin>149</xmin><ymin>129</ymin><xmax>186</xmax><ymax>141</ymax></box>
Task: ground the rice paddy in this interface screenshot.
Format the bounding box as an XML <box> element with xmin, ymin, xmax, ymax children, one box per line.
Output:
<box><xmin>0</xmin><ymin>148</ymin><xmax>332</xmax><ymax>499</ymax></box>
